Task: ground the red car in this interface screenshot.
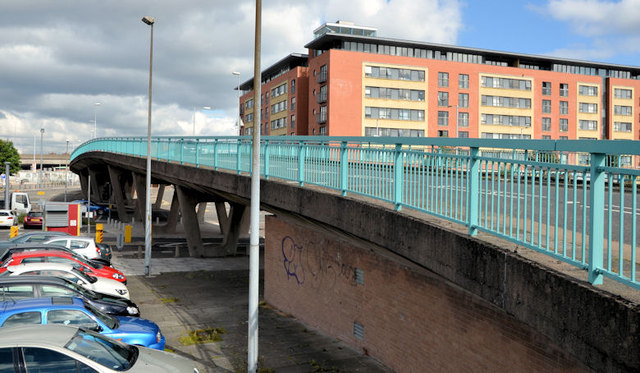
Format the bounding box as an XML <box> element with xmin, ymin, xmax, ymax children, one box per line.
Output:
<box><xmin>0</xmin><ymin>250</ymin><xmax>126</xmax><ymax>284</ymax></box>
<box><xmin>23</xmin><ymin>211</ymin><xmax>43</xmax><ymax>229</ymax></box>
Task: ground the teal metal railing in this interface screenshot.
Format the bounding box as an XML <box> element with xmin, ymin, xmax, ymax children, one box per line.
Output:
<box><xmin>72</xmin><ymin>136</ymin><xmax>640</xmax><ymax>290</ymax></box>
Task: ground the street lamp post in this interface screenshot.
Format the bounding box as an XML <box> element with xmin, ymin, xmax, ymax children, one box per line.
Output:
<box><xmin>192</xmin><ymin>106</ymin><xmax>211</xmax><ymax>136</ymax></box>
<box><xmin>232</xmin><ymin>71</ymin><xmax>241</xmax><ymax>136</ymax></box>
<box><xmin>142</xmin><ymin>15</ymin><xmax>155</xmax><ymax>277</ymax></box>
<box><xmin>39</xmin><ymin>128</ymin><xmax>44</xmax><ymax>189</ymax></box>
<box><xmin>4</xmin><ymin>162</ymin><xmax>10</xmax><ymax>210</ymax></box>
<box><xmin>93</xmin><ymin>102</ymin><xmax>101</xmax><ymax>138</ymax></box>
<box><xmin>65</xmin><ymin>140</ymin><xmax>70</xmax><ymax>202</ymax></box>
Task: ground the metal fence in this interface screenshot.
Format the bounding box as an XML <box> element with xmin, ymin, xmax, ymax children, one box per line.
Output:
<box><xmin>72</xmin><ymin>136</ymin><xmax>640</xmax><ymax>290</ymax></box>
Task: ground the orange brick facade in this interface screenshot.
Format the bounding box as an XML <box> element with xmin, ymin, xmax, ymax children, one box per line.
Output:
<box><xmin>264</xmin><ymin>216</ymin><xmax>591</xmax><ymax>372</ymax></box>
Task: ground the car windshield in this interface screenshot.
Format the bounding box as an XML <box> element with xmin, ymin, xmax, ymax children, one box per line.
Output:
<box><xmin>85</xmin><ymin>302</ymin><xmax>118</xmax><ymax>329</ymax></box>
<box><xmin>61</xmin><ymin>278</ymin><xmax>97</xmax><ymax>298</ymax></box>
<box><xmin>71</xmin><ymin>268</ymin><xmax>97</xmax><ymax>284</ymax></box>
<box><xmin>65</xmin><ymin>328</ymin><xmax>137</xmax><ymax>371</ymax></box>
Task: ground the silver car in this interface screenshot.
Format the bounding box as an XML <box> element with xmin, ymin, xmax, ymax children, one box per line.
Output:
<box><xmin>0</xmin><ymin>324</ymin><xmax>202</xmax><ymax>372</ymax></box>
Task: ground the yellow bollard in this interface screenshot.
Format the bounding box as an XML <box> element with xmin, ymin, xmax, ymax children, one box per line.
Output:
<box><xmin>124</xmin><ymin>225</ymin><xmax>132</xmax><ymax>243</ymax></box>
<box><xmin>95</xmin><ymin>223</ymin><xmax>104</xmax><ymax>244</ymax></box>
<box><xmin>10</xmin><ymin>226</ymin><xmax>18</xmax><ymax>238</ymax></box>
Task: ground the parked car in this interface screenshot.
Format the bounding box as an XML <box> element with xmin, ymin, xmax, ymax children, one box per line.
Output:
<box><xmin>45</xmin><ymin>236</ymin><xmax>112</xmax><ymax>264</ymax></box>
<box><xmin>0</xmin><ymin>243</ymin><xmax>111</xmax><ymax>268</ymax></box>
<box><xmin>0</xmin><ymin>262</ymin><xmax>129</xmax><ymax>299</ymax></box>
<box><xmin>0</xmin><ymin>297</ymin><xmax>165</xmax><ymax>350</ymax></box>
<box><xmin>72</xmin><ymin>200</ymin><xmax>110</xmax><ymax>216</ymax></box>
<box><xmin>22</xmin><ymin>211</ymin><xmax>43</xmax><ymax>229</ymax></box>
<box><xmin>0</xmin><ymin>324</ymin><xmax>202</xmax><ymax>372</ymax></box>
<box><xmin>0</xmin><ymin>210</ymin><xmax>17</xmax><ymax>228</ymax></box>
<box><xmin>0</xmin><ymin>276</ymin><xmax>139</xmax><ymax>317</ymax></box>
<box><xmin>0</xmin><ymin>249</ymin><xmax>126</xmax><ymax>284</ymax></box>
<box><xmin>0</xmin><ymin>231</ymin><xmax>70</xmax><ymax>249</ymax></box>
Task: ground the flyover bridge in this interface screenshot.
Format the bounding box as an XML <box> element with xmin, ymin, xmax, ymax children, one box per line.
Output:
<box><xmin>70</xmin><ymin>136</ymin><xmax>640</xmax><ymax>372</ymax></box>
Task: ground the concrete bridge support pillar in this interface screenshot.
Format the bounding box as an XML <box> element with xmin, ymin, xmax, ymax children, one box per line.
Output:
<box><xmin>153</xmin><ymin>184</ymin><xmax>165</xmax><ymax>210</ymax></box>
<box><xmin>160</xmin><ymin>190</ymin><xmax>180</xmax><ymax>234</ymax></box>
<box><xmin>79</xmin><ymin>171</ymin><xmax>89</xmax><ymax>198</ymax></box>
<box><xmin>132</xmin><ymin>173</ymin><xmax>146</xmax><ymax>222</ymax></box>
<box><xmin>176</xmin><ymin>185</ymin><xmax>204</xmax><ymax>257</ymax></box>
<box><xmin>107</xmin><ymin>166</ymin><xmax>130</xmax><ymax>222</ymax></box>
<box><xmin>196</xmin><ymin>202</ymin><xmax>207</xmax><ymax>223</ymax></box>
<box><xmin>88</xmin><ymin>169</ymin><xmax>101</xmax><ymax>203</ymax></box>
<box><xmin>216</xmin><ymin>201</ymin><xmax>249</xmax><ymax>256</ymax></box>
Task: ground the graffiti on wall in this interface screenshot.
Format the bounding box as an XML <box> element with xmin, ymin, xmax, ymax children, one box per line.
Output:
<box><xmin>281</xmin><ymin>235</ymin><xmax>357</xmax><ymax>288</ymax></box>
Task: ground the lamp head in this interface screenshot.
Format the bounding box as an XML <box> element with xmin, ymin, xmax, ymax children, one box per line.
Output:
<box><xmin>142</xmin><ymin>16</ymin><xmax>155</xmax><ymax>25</ymax></box>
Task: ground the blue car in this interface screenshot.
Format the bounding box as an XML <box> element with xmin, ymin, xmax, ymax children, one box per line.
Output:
<box><xmin>0</xmin><ymin>297</ymin><xmax>165</xmax><ymax>350</ymax></box>
<box><xmin>71</xmin><ymin>200</ymin><xmax>110</xmax><ymax>216</ymax></box>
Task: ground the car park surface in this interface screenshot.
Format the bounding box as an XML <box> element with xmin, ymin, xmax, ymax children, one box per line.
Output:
<box><xmin>0</xmin><ymin>262</ymin><xmax>130</xmax><ymax>299</ymax></box>
<box><xmin>0</xmin><ymin>249</ymin><xmax>126</xmax><ymax>283</ymax></box>
<box><xmin>0</xmin><ymin>275</ymin><xmax>139</xmax><ymax>317</ymax></box>
<box><xmin>0</xmin><ymin>297</ymin><xmax>163</xmax><ymax>349</ymax></box>
<box><xmin>0</xmin><ymin>324</ymin><xmax>201</xmax><ymax>372</ymax></box>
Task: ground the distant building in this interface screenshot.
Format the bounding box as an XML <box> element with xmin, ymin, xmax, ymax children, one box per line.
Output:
<box><xmin>239</xmin><ymin>21</ymin><xmax>640</xmax><ymax>144</ymax></box>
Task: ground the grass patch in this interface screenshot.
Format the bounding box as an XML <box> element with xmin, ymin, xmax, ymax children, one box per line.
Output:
<box><xmin>160</xmin><ymin>297</ymin><xmax>179</xmax><ymax>303</ymax></box>
<box><xmin>179</xmin><ymin>327</ymin><xmax>226</xmax><ymax>345</ymax></box>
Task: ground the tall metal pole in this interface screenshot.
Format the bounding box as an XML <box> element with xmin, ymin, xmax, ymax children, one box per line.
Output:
<box><xmin>87</xmin><ymin>172</ymin><xmax>91</xmax><ymax>236</ymax></box>
<box><xmin>93</xmin><ymin>102</ymin><xmax>101</xmax><ymax>138</ymax></box>
<box><xmin>65</xmin><ymin>140</ymin><xmax>69</xmax><ymax>202</ymax></box>
<box><xmin>39</xmin><ymin>128</ymin><xmax>44</xmax><ymax>189</ymax></box>
<box><xmin>233</xmin><ymin>71</ymin><xmax>241</xmax><ymax>136</ymax></box>
<box><xmin>248</xmin><ymin>0</ymin><xmax>261</xmax><ymax>371</ymax></box>
<box><xmin>142</xmin><ymin>16</ymin><xmax>155</xmax><ymax>277</ymax></box>
<box><xmin>4</xmin><ymin>162</ymin><xmax>10</xmax><ymax>210</ymax></box>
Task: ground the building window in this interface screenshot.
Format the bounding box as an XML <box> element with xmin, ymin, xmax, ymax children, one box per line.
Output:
<box><xmin>365</xmin><ymin>86</ymin><xmax>424</xmax><ymax>101</ymax></box>
<box><xmin>317</xmin><ymin>85</ymin><xmax>327</xmax><ymax>103</ymax></box>
<box><xmin>559</xmin><ymin>101</ymin><xmax>568</xmax><ymax>115</ymax></box>
<box><xmin>560</xmin><ymin>83</ymin><xmax>568</xmax><ymax>97</ymax></box>
<box><xmin>481</xmin><ymin>114</ymin><xmax>531</xmax><ymax>127</ymax></box>
<box><xmin>271</xmin><ymin>83</ymin><xmax>287</xmax><ymax>98</ymax></box>
<box><xmin>318</xmin><ymin>64</ymin><xmax>327</xmax><ymax>83</ymax></box>
<box><xmin>542</xmin><ymin>100</ymin><xmax>551</xmax><ymax>113</ymax></box>
<box><xmin>614</xmin><ymin>121</ymin><xmax>632</xmax><ymax>132</ymax></box>
<box><xmin>365</xmin><ymin>127</ymin><xmax>425</xmax><ymax>137</ymax></box>
<box><xmin>291</xmin><ymin>114</ymin><xmax>295</xmax><ymax>129</ymax></box>
<box><xmin>459</xmin><ymin>74</ymin><xmax>469</xmax><ymax>89</ymax></box>
<box><xmin>560</xmin><ymin>136</ymin><xmax>568</xmax><ymax>140</ymax></box>
<box><xmin>579</xmin><ymin>103</ymin><xmax>598</xmax><ymax>113</ymax></box>
<box><xmin>291</xmin><ymin>79</ymin><xmax>296</xmax><ymax>94</ymax></box>
<box><xmin>542</xmin><ymin>135</ymin><xmax>551</xmax><ymax>139</ymax></box>
<box><xmin>458</xmin><ymin>112</ymin><xmax>469</xmax><ymax>127</ymax></box>
<box><xmin>364</xmin><ymin>65</ymin><xmax>425</xmax><ymax>81</ymax></box>
<box><xmin>614</xmin><ymin>105</ymin><xmax>632</xmax><ymax>116</ymax></box>
<box><xmin>614</xmin><ymin>88</ymin><xmax>632</xmax><ymax>99</ymax></box>
<box><xmin>365</xmin><ymin>107</ymin><xmax>425</xmax><ymax>121</ymax></box>
<box><xmin>317</xmin><ymin>106</ymin><xmax>327</xmax><ymax>123</ymax></box>
<box><xmin>542</xmin><ymin>81</ymin><xmax>551</xmax><ymax>95</ymax></box>
<box><xmin>291</xmin><ymin>97</ymin><xmax>296</xmax><ymax>111</ymax></box>
<box><xmin>481</xmin><ymin>76</ymin><xmax>531</xmax><ymax>90</ymax></box>
<box><xmin>481</xmin><ymin>95</ymin><xmax>531</xmax><ymax>108</ymax></box>
<box><xmin>579</xmin><ymin>120</ymin><xmax>597</xmax><ymax>130</ymax></box>
<box><xmin>579</xmin><ymin>85</ymin><xmax>598</xmax><ymax>96</ymax></box>
<box><xmin>438</xmin><ymin>92</ymin><xmax>449</xmax><ymax>107</ymax></box>
<box><xmin>438</xmin><ymin>72</ymin><xmax>449</xmax><ymax>87</ymax></box>
<box><xmin>438</xmin><ymin>130</ymin><xmax>449</xmax><ymax>137</ymax></box>
<box><xmin>542</xmin><ymin>117</ymin><xmax>551</xmax><ymax>131</ymax></box>
<box><xmin>560</xmin><ymin>118</ymin><xmax>569</xmax><ymax>132</ymax></box>
<box><xmin>458</xmin><ymin>131</ymin><xmax>469</xmax><ymax>138</ymax></box>
<box><xmin>245</xmin><ymin>99</ymin><xmax>254</xmax><ymax>109</ymax></box>
<box><xmin>438</xmin><ymin>111</ymin><xmax>449</xmax><ymax>126</ymax></box>
<box><xmin>458</xmin><ymin>93</ymin><xmax>469</xmax><ymax>108</ymax></box>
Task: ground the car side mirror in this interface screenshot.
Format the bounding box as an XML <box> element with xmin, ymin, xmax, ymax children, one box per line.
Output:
<box><xmin>90</xmin><ymin>324</ymin><xmax>103</xmax><ymax>332</ymax></box>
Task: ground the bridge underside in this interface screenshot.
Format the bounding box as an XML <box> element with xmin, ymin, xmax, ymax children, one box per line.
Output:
<box><xmin>70</xmin><ymin>151</ymin><xmax>639</xmax><ymax>372</ymax></box>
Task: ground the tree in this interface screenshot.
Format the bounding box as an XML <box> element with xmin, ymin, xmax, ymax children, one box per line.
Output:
<box><xmin>0</xmin><ymin>139</ymin><xmax>21</xmax><ymax>175</ymax></box>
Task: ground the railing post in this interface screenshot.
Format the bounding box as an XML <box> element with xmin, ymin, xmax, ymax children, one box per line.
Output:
<box><xmin>264</xmin><ymin>140</ymin><xmax>270</xmax><ymax>180</ymax></box>
<box><xmin>588</xmin><ymin>152</ymin><xmax>605</xmax><ymax>285</ymax></box>
<box><xmin>213</xmin><ymin>139</ymin><xmax>219</xmax><ymax>171</ymax></box>
<box><xmin>393</xmin><ymin>144</ymin><xmax>403</xmax><ymax>211</ymax></box>
<box><xmin>340</xmin><ymin>141</ymin><xmax>348</xmax><ymax>196</ymax></box>
<box><xmin>298</xmin><ymin>141</ymin><xmax>306</xmax><ymax>187</ymax></box>
<box><xmin>195</xmin><ymin>139</ymin><xmax>200</xmax><ymax>168</ymax></box>
<box><xmin>237</xmin><ymin>138</ymin><xmax>242</xmax><ymax>174</ymax></box>
<box><xmin>180</xmin><ymin>138</ymin><xmax>184</xmax><ymax>165</ymax></box>
<box><xmin>468</xmin><ymin>146</ymin><xmax>480</xmax><ymax>236</ymax></box>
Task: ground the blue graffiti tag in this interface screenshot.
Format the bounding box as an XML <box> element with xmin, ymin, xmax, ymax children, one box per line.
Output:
<box><xmin>282</xmin><ymin>236</ymin><xmax>305</xmax><ymax>285</ymax></box>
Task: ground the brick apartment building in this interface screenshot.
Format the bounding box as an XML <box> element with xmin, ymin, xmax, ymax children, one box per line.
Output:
<box><xmin>238</xmin><ymin>21</ymin><xmax>640</xmax><ymax>152</ymax></box>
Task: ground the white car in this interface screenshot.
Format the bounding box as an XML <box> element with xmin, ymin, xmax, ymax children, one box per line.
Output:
<box><xmin>0</xmin><ymin>262</ymin><xmax>130</xmax><ymax>300</ymax></box>
<box><xmin>0</xmin><ymin>210</ymin><xmax>17</xmax><ymax>228</ymax></box>
<box><xmin>0</xmin><ymin>324</ymin><xmax>202</xmax><ymax>372</ymax></box>
<box><xmin>44</xmin><ymin>236</ymin><xmax>106</xmax><ymax>261</ymax></box>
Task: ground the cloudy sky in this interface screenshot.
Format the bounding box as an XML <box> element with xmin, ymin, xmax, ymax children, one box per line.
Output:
<box><xmin>1</xmin><ymin>0</ymin><xmax>639</xmax><ymax>154</ymax></box>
